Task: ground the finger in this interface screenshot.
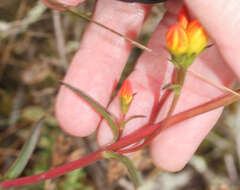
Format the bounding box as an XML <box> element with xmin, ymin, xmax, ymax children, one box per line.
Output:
<box><xmin>184</xmin><ymin>0</ymin><xmax>240</xmax><ymax>78</ymax></box>
<box><xmin>97</xmin><ymin>0</ymin><xmax>184</xmax><ymax>146</ymax></box>
<box><xmin>55</xmin><ymin>0</ymin><xmax>151</xmax><ymax>137</ymax></box>
<box><xmin>40</xmin><ymin>0</ymin><xmax>84</xmax><ymax>10</ymax></box>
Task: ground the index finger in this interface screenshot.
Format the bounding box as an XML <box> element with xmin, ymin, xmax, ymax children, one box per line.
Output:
<box><xmin>55</xmin><ymin>0</ymin><xmax>152</xmax><ymax>137</ymax></box>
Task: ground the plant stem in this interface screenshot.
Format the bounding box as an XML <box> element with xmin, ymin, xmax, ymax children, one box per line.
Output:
<box><xmin>1</xmin><ymin>90</ymin><xmax>240</xmax><ymax>188</ymax></box>
<box><xmin>130</xmin><ymin>67</ymin><xmax>187</xmax><ymax>153</ymax></box>
<box><xmin>148</xmin><ymin>68</ymin><xmax>176</xmax><ymax>124</ymax></box>
<box><xmin>117</xmin><ymin>88</ymin><xmax>240</xmax><ymax>154</ymax></box>
<box><xmin>0</xmin><ymin>151</ymin><xmax>102</xmax><ymax>188</ymax></box>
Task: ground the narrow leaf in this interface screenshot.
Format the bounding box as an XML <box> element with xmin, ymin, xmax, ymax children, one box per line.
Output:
<box><xmin>162</xmin><ymin>83</ymin><xmax>172</xmax><ymax>90</ymax></box>
<box><xmin>103</xmin><ymin>151</ymin><xmax>140</xmax><ymax>187</ymax></box>
<box><xmin>60</xmin><ymin>81</ymin><xmax>119</xmax><ymax>142</ymax></box>
<box><xmin>4</xmin><ymin>117</ymin><xmax>45</xmax><ymax>179</ymax></box>
<box><xmin>163</xmin><ymin>84</ymin><xmax>181</xmax><ymax>95</ymax></box>
<box><xmin>120</xmin><ymin>115</ymin><xmax>146</xmax><ymax>130</ymax></box>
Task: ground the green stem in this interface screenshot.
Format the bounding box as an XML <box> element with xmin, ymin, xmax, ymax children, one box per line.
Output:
<box><xmin>166</xmin><ymin>67</ymin><xmax>186</xmax><ymax>119</ymax></box>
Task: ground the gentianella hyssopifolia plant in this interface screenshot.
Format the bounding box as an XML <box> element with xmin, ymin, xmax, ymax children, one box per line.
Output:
<box><xmin>0</xmin><ymin>4</ymin><xmax>239</xmax><ymax>189</ymax></box>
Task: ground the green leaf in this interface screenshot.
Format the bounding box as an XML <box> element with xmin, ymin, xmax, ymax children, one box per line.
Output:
<box><xmin>162</xmin><ymin>83</ymin><xmax>172</xmax><ymax>90</ymax></box>
<box><xmin>60</xmin><ymin>168</ymin><xmax>91</xmax><ymax>190</ymax></box>
<box><xmin>4</xmin><ymin>117</ymin><xmax>45</xmax><ymax>179</ymax></box>
<box><xmin>60</xmin><ymin>81</ymin><xmax>119</xmax><ymax>142</ymax></box>
<box><xmin>120</xmin><ymin>115</ymin><xmax>146</xmax><ymax>130</ymax></box>
<box><xmin>163</xmin><ymin>84</ymin><xmax>181</xmax><ymax>95</ymax></box>
<box><xmin>103</xmin><ymin>151</ymin><xmax>140</xmax><ymax>188</ymax></box>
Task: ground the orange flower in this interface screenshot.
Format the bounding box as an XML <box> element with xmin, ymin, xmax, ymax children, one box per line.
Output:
<box><xmin>119</xmin><ymin>80</ymin><xmax>133</xmax><ymax>114</ymax></box>
<box><xmin>178</xmin><ymin>5</ymin><xmax>189</xmax><ymax>29</ymax></box>
<box><xmin>166</xmin><ymin>5</ymin><xmax>208</xmax><ymax>68</ymax></box>
<box><xmin>187</xmin><ymin>19</ymin><xmax>208</xmax><ymax>55</ymax></box>
<box><xmin>166</xmin><ymin>24</ymin><xmax>189</xmax><ymax>57</ymax></box>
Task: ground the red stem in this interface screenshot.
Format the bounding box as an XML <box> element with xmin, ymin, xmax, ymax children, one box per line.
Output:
<box><xmin>0</xmin><ymin>151</ymin><xmax>102</xmax><ymax>189</ymax></box>
<box><xmin>117</xmin><ymin>89</ymin><xmax>172</xmax><ymax>154</ymax></box>
<box><xmin>148</xmin><ymin>89</ymin><xmax>172</xmax><ymax>124</ymax></box>
<box><xmin>1</xmin><ymin>90</ymin><xmax>239</xmax><ymax>188</ymax></box>
<box><xmin>148</xmin><ymin>69</ymin><xmax>175</xmax><ymax>124</ymax></box>
<box><xmin>117</xmin><ymin>89</ymin><xmax>240</xmax><ymax>154</ymax></box>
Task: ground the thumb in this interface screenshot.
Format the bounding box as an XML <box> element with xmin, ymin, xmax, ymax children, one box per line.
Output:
<box><xmin>185</xmin><ymin>0</ymin><xmax>240</xmax><ymax>79</ymax></box>
<box><xmin>40</xmin><ymin>0</ymin><xmax>85</xmax><ymax>10</ymax></box>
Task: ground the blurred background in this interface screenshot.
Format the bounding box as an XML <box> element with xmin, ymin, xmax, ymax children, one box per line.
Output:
<box><xmin>0</xmin><ymin>0</ymin><xmax>240</xmax><ymax>189</ymax></box>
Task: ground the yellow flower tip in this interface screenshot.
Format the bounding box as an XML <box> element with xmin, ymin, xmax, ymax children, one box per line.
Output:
<box><xmin>178</xmin><ymin>5</ymin><xmax>189</xmax><ymax>29</ymax></box>
<box><xmin>187</xmin><ymin>19</ymin><xmax>208</xmax><ymax>55</ymax></box>
<box><xmin>120</xmin><ymin>80</ymin><xmax>133</xmax><ymax>114</ymax></box>
<box><xmin>166</xmin><ymin>24</ymin><xmax>189</xmax><ymax>57</ymax></box>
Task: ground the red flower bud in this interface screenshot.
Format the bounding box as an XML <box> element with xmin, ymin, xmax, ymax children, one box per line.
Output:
<box><xmin>119</xmin><ymin>80</ymin><xmax>133</xmax><ymax>115</ymax></box>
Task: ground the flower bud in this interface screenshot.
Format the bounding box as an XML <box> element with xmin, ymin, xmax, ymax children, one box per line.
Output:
<box><xmin>187</xmin><ymin>20</ymin><xmax>208</xmax><ymax>55</ymax></box>
<box><xmin>119</xmin><ymin>80</ymin><xmax>133</xmax><ymax>115</ymax></box>
<box><xmin>178</xmin><ymin>6</ymin><xmax>189</xmax><ymax>29</ymax></box>
<box><xmin>166</xmin><ymin>24</ymin><xmax>189</xmax><ymax>57</ymax></box>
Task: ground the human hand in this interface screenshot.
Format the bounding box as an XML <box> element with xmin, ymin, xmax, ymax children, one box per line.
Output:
<box><xmin>43</xmin><ymin>0</ymin><xmax>239</xmax><ymax>171</ymax></box>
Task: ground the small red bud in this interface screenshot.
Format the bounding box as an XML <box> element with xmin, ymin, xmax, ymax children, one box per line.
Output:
<box><xmin>119</xmin><ymin>80</ymin><xmax>133</xmax><ymax>115</ymax></box>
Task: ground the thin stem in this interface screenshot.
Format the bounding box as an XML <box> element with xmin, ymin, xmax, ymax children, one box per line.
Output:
<box><xmin>148</xmin><ymin>69</ymin><xmax>175</xmax><ymax>124</ymax></box>
<box><xmin>137</xmin><ymin>67</ymin><xmax>187</xmax><ymax>152</ymax></box>
<box><xmin>1</xmin><ymin>90</ymin><xmax>240</xmax><ymax>188</ymax></box>
<box><xmin>148</xmin><ymin>89</ymin><xmax>172</xmax><ymax>124</ymax></box>
<box><xmin>189</xmin><ymin>70</ymin><xmax>240</xmax><ymax>98</ymax></box>
<box><xmin>158</xmin><ymin>67</ymin><xmax>186</xmax><ymax>129</ymax></box>
<box><xmin>117</xmin><ymin>89</ymin><xmax>240</xmax><ymax>154</ymax></box>
<box><xmin>0</xmin><ymin>151</ymin><xmax>102</xmax><ymax>189</ymax></box>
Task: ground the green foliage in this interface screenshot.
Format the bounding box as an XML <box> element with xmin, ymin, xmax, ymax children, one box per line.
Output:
<box><xmin>60</xmin><ymin>169</ymin><xmax>92</xmax><ymax>190</ymax></box>
<box><xmin>103</xmin><ymin>151</ymin><xmax>140</xmax><ymax>188</ymax></box>
<box><xmin>4</xmin><ymin>117</ymin><xmax>45</xmax><ymax>180</ymax></box>
<box><xmin>22</xmin><ymin>106</ymin><xmax>58</xmax><ymax>126</ymax></box>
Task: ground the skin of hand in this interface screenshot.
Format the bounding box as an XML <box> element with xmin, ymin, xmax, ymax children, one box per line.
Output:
<box><xmin>41</xmin><ymin>0</ymin><xmax>240</xmax><ymax>171</ymax></box>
